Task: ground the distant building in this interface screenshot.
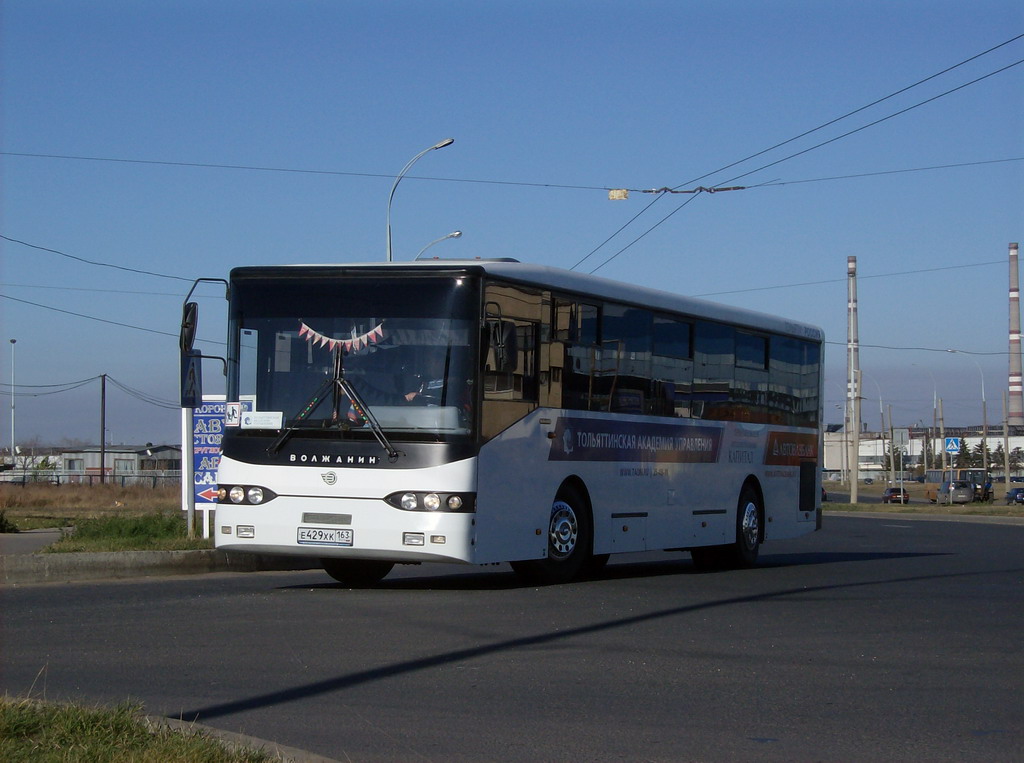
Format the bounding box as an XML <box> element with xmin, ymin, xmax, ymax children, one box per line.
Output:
<box><xmin>59</xmin><ymin>445</ymin><xmax>181</xmax><ymax>483</ymax></box>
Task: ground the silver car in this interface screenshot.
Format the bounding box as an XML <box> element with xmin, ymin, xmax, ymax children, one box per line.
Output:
<box><xmin>937</xmin><ymin>480</ymin><xmax>973</xmax><ymax>504</ymax></box>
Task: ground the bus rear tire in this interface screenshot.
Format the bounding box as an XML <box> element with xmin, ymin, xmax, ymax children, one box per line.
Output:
<box><xmin>511</xmin><ymin>484</ymin><xmax>593</xmax><ymax>585</ymax></box>
<box><xmin>690</xmin><ymin>484</ymin><xmax>762</xmax><ymax>570</ymax></box>
<box><xmin>321</xmin><ymin>558</ymin><xmax>394</xmax><ymax>586</ymax></box>
<box><xmin>729</xmin><ymin>484</ymin><xmax>762</xmax><ymax>567</ymax></box>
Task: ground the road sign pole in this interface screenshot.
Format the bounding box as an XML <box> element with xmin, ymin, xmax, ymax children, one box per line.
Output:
<box><xmin>181</xmin><ymin>406</ymin><xmax>195</xmax><ymax>538</ymax></box>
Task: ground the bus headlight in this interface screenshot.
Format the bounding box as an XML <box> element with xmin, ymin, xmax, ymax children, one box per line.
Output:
<box><xmin>385</xmin><ymin>491</ymin><xmax>476</xmax><ymax>513</ymax></box>
<box><xmin>218</xmin><ymin>485</ymin><xmax>278</xmax><ymax>505</ymax></box>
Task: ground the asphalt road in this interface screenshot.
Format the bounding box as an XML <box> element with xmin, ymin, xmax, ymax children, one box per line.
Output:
<box><xmin>2</xmin><ymin>514</ymin><xmax>1022</xmax><ymax>762</ymax></box>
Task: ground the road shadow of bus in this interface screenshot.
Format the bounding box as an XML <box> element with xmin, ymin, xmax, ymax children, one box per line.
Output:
<box><xmin>285</xmin><ymin>550</ymin><xmax>949</xmax><ymax>592</ymax></box>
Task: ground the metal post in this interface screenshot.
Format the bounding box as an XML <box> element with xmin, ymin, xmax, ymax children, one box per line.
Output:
<box><xmin>8</xmin><ymin>339</ymin><xmax>14</xmax><ymax>469</ymax></box>
<box><xmin>386</xmin><ymin>138</ymin><xmax>454</xmax><ymax>262</ymax></box>
<box><xmin>1003</xmin><ymin>390</ymin><xmax>1010</xmax><ymax>490</ymax></box>
<box><xmin>847</xmin><ymin>257</ymin><xmax>860</xmax><ymax>504</ymax></box>
<box><xmin>100</xmin><ymin>374</ymin><xmax>106</xmax><ymax>485</ymax></box>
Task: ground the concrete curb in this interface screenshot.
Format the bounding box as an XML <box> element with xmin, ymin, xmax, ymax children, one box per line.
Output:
<box><xmin>0</xmin><ymin>549</ymin><xmax>321</xmax><ymax>586</ymax></box>
<box><xmin>157</xmin><ymin>716</ymin><xmax>342</xmax><ymax>763</ymax></box>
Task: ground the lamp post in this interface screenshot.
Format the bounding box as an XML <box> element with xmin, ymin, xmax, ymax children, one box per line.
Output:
<box><xmin>913</xmin><ymin>363</ymin><xmax>939</xmax><ymax>471</ymax></box>
<box><xmin>386</xmin><ymin>138</ymin><xmax>455</xmax><ymax>262</ymax></box>
<box><xmin>947</xmin><ymin>349</ymin><xmax>988</xmax><ymax>488</ymax></box>
<box><xmin>8</xmin><ymin>339</ymin><xmax>14</xmax><ymax>468</ymax></box>
<box><xmin>415</xmin><ymin>230</ymin><xmax>462</xmax><ymax>260</ymax></box>
<box><xmin>862</xmin><ymin>372</ymin><xmax>887</xmax><ymax>481</ymax></box>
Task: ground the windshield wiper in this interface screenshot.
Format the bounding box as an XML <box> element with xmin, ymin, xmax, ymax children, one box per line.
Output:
<box><xmin>267</xmin><ymin>347</ymin><xmax>401</xmax><ymax>460</ymax></box>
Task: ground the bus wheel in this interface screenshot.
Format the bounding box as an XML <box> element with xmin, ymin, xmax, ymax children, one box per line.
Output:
<box><xmin>511</xmin><ymin>485</ymin><xmax>592</xmax><ymax>585</ymax></box>
<box><xmin>321</xmin><ymin>558</ymin><xmax>394</xmax><ymax>586</ymax></box>
<box><xmin>690</xmin><ymin>485</ymin><xmax>762</xmax><ymax>570</ymax></box>
<box><xmin>729</xmin><ymin>485</ymin><xmax>762</xmax><ymax>567</ymax></box>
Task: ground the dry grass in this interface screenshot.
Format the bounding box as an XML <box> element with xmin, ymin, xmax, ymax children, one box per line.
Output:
<box><xmin>823</xmin><ymin>477</ymin><xmax>1024</xmax><ymax>517</ymax></box>
<box><xmin>0</xmin><ymin>483</ymin><xmax>181</xmax><ymax>530</ymax></box>
<box><xmin>0</xmin><ymin>697</ymin><xmax>276</xmax><ymax>762</ymax></box>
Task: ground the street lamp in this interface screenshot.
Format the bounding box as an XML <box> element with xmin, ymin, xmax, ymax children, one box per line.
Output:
<box><xmin>913</xmin><ymin>363</ymin><xmax>939</xmax><ymax>471</ymax></box>
<box><xmin>7</xmin><ymin>340</ymin><xmax>14</xmax><ymax>471</ymax></box>
<box><xmin>386</xmin><ymin>138</ymin><xmax>455</xmax><ymax>262</ymax></box>
<box><xmin>415</xmin><ymin>230</ymin><xmax>462</xmax><ymax>260</ymax></box>
<box><xmin>8</xmin><ymin>339</ymin><xmax>14</xmax><ymax>468</ymax></box>
<box><xmin>947</xmin><ymin>349</ymin><xmax>988</xmax><ymax>484</ymax></box>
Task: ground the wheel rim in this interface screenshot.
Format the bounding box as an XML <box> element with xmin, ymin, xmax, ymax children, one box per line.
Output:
<box><xmin>740</xmin><ymin>500</ymin><xmax>759</xmax><ymax>550</ymax></box>
<box><xmin>548</xmin><ymin>500</ymin><xmax>579</xmax><ymax>559</ymax></box>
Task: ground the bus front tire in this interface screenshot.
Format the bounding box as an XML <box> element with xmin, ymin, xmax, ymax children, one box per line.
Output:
<box><xmin>321</xmin><ymin>558</ymin><xmax>394</xmax><ymax>586</ymax></box>
<box><xmin>511</xmin><ymin>485</ymin><xmax>593</xmax><ymax>585</ymax></box>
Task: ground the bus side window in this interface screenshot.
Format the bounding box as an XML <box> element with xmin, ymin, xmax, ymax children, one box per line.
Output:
<box><xmin>735</xmin><ymin>331</ymin><xmax>769</xmax><ymax>423</ymax></box>
<box><xmin>652</xmin><ymin>316</ymin><xmax>693</xmax><ymax>417</ymax></box>
<box><xmin>601</xmin><ymin>304</ymin><xmax>652</xmax><ymax>413</ymax></box>
<box><xmin>770</xmin><ymin>336</ymin><xmax>820</xmax><ymax>427</ymax></box>
<box><xmin>693</xmin><ymin>321</ymin><xmax>735</xmax><ymax>420</ymax></box>
<box><xmin>484</xmin><ymin>319</ymin><xmax>538</xmax><ymax>401</ymax></box>
<box><xmin>558</xmin><ymin>301</ymin><xmax>600</xmax><ymax>410</ymax></box>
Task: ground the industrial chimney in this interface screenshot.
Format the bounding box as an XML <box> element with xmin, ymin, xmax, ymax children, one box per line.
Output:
<box><xmin>1009</xmin><ymin>243</ymin><xmax>1023</xmax><ymax>425</ymax></box>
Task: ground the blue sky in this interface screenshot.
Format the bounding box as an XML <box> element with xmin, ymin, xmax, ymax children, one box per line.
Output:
<box><xmin>2</xmin><ymin>0</ymin><xmax>1022</xmax><ymax>446</ymax></box>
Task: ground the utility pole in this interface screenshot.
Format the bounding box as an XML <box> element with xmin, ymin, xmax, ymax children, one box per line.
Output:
<box><xmin>1008</xmin><ymin>243</ymin><xmax>1023</xmax><ymax>424</ymax></box>
<box><xmin>1003</xmin><ymin>390</ymin><xmax>1011</xmax><ymax>490</ymax></box>
<box><xmin>8</xmin><ymin>339</ymin><xmax>14</xmax><ymax>469</ymax></box>
<box><xmin>888</xmin><ymin>404</ymin><xmax>896</xmax><ymax>486</ymax></box>
<box><xmin>99</xmin><ymin>374</ymin><xmax>106</xmax><ymax>485</ymax></box>
<box><xmin>847</xmin><ymin>256</ymin><xmax>860</xmax><ymax>504</ymax></box>
<box><xmin>939</xmin><ymin>398</ymin><xmax>946</xmax><ymax>475</ymax></box>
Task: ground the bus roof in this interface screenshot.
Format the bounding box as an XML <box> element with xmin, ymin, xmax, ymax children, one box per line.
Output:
<box><xmin>229</xmin><ymin>259</ymin><xmax>824</xmax><ymax>343</ymax></box>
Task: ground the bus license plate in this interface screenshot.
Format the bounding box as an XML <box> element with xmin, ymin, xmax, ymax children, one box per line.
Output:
<box><xmin>297</xmin><ymin>527</ymin><xmax>353</xmax><ymax>546</ymax></box>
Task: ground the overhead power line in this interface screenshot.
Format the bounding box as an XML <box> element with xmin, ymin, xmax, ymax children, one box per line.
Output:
<box><xmin>716</xmin><ymin>56</ymin><xmax>1024</xmax><ymax>189</ymax></box>
<box><xmin>579</xmin><ymin>35</ymin><xmax>1024</xmax><ymax>271</ymax></box>
<box><xmin>0</xmin><ymin>292</ymin><xmax>224</xmax><ymax>347</ymax></box>
<box><xmin>1</xmin><ymin>282</ymin><xmax>194</xmax><ymax>298</ymax></box>
<box><xmin>0</xmin><ymin>375</ymin><xmax>179</xmax><ymax>409</ymax></box>
<box><xmin>106</xmin><ymin>376</ymin><xmax>179</xmax><ymax>409</ymax></box>
<box><xmin>1</xmin><ymin>293</ymin><xmax>179</xmax><ymax>338</ymax></box>
<box><xmin>674</xmin><ymin>32</ymin><xmax>1024</xmax><ymax>190</ymax></box>
<box><xmin>0</xmin><ymin>151</ymin><xmax>612</xmax><ymax>193</ymax></box>
<box><xmin>692</xmin><ymin>259</ymin><xmax>1004</xmax><ymax>297</ymax></box>
<box><xmin>1</xmin><ymin>235</ymin><xmax>194</xmax><ymax>282</ymax></box>
<box><xmin>0</xmin><ymin>377</ymin><xmax>98</xmax><ymax>397</ymax></box>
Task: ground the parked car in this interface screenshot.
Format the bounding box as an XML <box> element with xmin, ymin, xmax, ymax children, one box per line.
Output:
<box><xmin>937</xmin><ymin>480</ymin><xmax>974</xmax><ymax>505</ymax></box>
<box><xmin>881</xmin><ymin>487</ymin><xmax>910</xmax><ymax>504</ymax></box>
<box><xmin>1005</xmin><ymin>487</ymin><xmax>1024</xmax><ymax>505</ymax></box>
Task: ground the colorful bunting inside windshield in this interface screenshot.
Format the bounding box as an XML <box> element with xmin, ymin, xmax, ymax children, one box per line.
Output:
<box><xmin>298</xmin><ymin>321</ymin><xmax>384</xmax><ymax>353</ymax></box>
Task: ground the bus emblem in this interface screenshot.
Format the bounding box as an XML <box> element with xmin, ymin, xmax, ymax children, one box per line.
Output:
<box><xmin>321</xmin><ymin>472</ymin><xmax>338</xmax><ymax>485</ymax></box>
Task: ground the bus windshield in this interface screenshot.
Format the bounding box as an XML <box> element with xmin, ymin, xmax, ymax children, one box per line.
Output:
<box><xmin>228</xmin><ymin>274</ymin><xmax>478</xmax><ymax>438</ymax></box>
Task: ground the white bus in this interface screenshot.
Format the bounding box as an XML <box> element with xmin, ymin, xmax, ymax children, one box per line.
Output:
<box><xmin>183</xmin><ymin>259</ymin><xmax>823</xmax><ymax>585</ymax></box>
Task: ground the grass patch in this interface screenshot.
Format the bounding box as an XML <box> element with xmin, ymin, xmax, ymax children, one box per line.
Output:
<box><xmin>0</xmin><ymin>697</ymin><xmax>275</xmax><ymax>762</ymax></box>
<box><xmin>0</xmin><ymin>483</ymin><xmax>214</xmax><ymax>551</ymax></box>
<box><xmin>0</xmin><ymin>484</ymin><xmax>185</xmax><ymax>534</ymax></box>
<box><xmin>824</xmin><ymin>502</ymin><xmax>1024</xmax><ymax>518</ymax></box>
<box><xmin>0</xmin><ymin>511</ymin><xmax>19</xmax><ymax>533</ymax></box>
<box><xmin>0</xmin><ymin>483</ymin><xmax>180</xmax><ymax>514</ymax></box>
<box><xmin>45</xmin><ymin>513</ymin><xmax>212</xmax><ymax>553</ymax></box>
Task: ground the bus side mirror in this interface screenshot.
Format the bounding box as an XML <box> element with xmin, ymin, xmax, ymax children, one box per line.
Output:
<box><xmin>180</xmin><ymin>302</ymin><xmax>199</xmax><ymax>353</ymax></box>
<box><xmin>489</xmin><ymin>320</ymin><xmax>518</xmax><ymax>373</ymax></box>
